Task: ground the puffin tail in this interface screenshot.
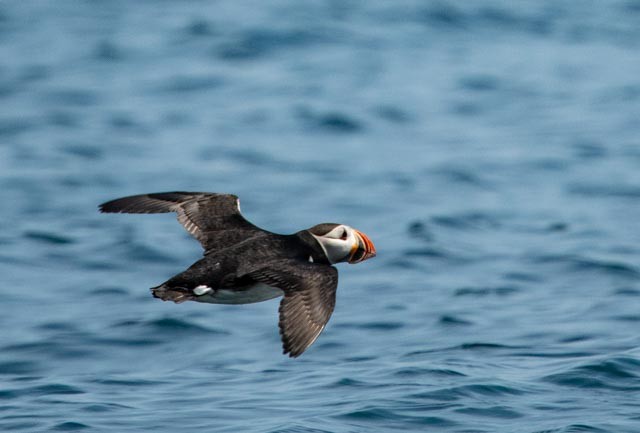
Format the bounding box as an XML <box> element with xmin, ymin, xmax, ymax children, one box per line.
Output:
<box><xmin>150</xmin><ymin>284</ymin><xmax>195</xmax><ymax>304</ymax></box>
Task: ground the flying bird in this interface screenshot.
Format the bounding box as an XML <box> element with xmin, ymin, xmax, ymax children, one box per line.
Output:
<box><xmin>99</xmin><ymin>192</ymin><xmax>376</xmax><ymax>357</ymax></box>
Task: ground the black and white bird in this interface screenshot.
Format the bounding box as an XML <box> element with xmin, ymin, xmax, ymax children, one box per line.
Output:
<box><xmin>99</xmin><ymin>192</ymin><xmax>376</xmax><ymax>357</ymax></box>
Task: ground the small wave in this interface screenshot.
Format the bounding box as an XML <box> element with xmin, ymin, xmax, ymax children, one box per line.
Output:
<box><xmin>0</xmin><ymin>383</ymin><xmax>85</xmax><ymax>399</ymax></box>
<box><xmin>183</xmin><ymin>19</ymin><xmax>216</xmax><ymax>37</ymax></box>
<box><xmin>454</xmin><ymin>286</ymin><xmax>518</xmax><ymax>297</ymax></box>
<box><xmin>216</xmin><ymin>27</ymin><xmax>331</xmax><ymax>60</ymax></box>
<box><xmin>564</xmin><ymin>425</ymin><xmax>610</xmax><ymax>433</ymax></box>
<box><xmin>568</xmin><ymin>183</ymin><xmax>640</xmax><ymax>199</ymax></box>
<box><xmin>0</xmin><ymin>360</ymin><xmax>41</xmax><ymax>375</ymax></box>
<box><xmin>337</xmin><ymin>406</ymin><xmax>457</xmax><ymax>426</ymax></box>
<box><xmin>0</xmin><ymin>117</ymin><xmax>35</xmax><ymax>137</ymax></box>
<box><xmin>80</xmin><ymin>402</ymin><xmax>133</xmax><ymax>413</ymax></box>
<box><xmin>454</xmin><ymin>405</ymin><xmax>523</xmax><ymax>419</ymax></box>
<box><xmin>91</xmin><ymin>378</ymin><xmax>165</xmax><ymax>387</ymax></box>
<box><xmin>573</xmin><ymin>139</ymin><xmax>607</xmax><ymax>159</ymax></box>
<box><xmin>510</xmin><ymin>351</ymin><xmax>595</xmax><ymax>359</ymax></box>
<box><xmin>458</xmin><ymin>342</ymin><xmax>524</xmax><ymax>350</ymax></box>
<box><xmin>415</xmin><ymin>2</ymin><xmax>640</xmax><ymax>42</ymax></box>
<box><xmin>157</xmin><ymin>75</ymin><xmax>223</xmax><ymax>94</ymax></box>
<box><xmin>412</xmin><ymin>383</ymin><xmax>525</xmax><ymax>402</ymax></box>
<box><xmin>94</xmin><ymin>40</ymin><xmax>123</xmax><ymax>61</ymax></box>
<box><xmin>87</xmin><ymin>286</ymin><xmax>130</xmax><ymax>297</ymax></box>
<box><xmin>574</xmin><ymin>357</ymin><xmax>640</xmax><ymax>379</ymax></box>
<box><xmin>337</xmin><ymin>321</ymin><xmax>404</xmax><ymax>331</ymax></box>
<box><xmin>373</xmin><ymin>105</ymin><xmax>412</xmax><ymax>123</ymax></box>
<box><xmin>0</xmin><ymin>421</ymin><xmax>41</xmax><ymax>432</ymax></box>
<box><xmin>503</xmin><ymin>271</ymin><xmax>544</xmax><ymax>282</ymax></box>
<box><xmin>532</xmin><ymin>425</ymin><xmax>611</xmax><ymax>433</ymax></box>
<box><xmin>459</xmin><ymin>74</ymin><xmax>501</xmax><ymax>92</ymax></box>
<box><xmin>430</xmin><ymin>212</ymin><xmax>502</xmax><ymax>231</ymax></box>
<box><xmin>332</xmin><ymin>378</ymin><xmax>370</xmax><ymax>387</ymax></box>
<box><xmin>402</xmin><ymin>343</ymin><xmax>524</xmax><ymax>358</ymax></box>
<box><xmin>384</xmin><ymin>258</ymin><xmax>423</xmax><ymax>269</ymax></box>
<box><xmin>108</xmin><ymin>113</ymin><xmax>145</xmax><ymax>132</ymax></box>
<box><xmin>403</xmin><ymin>247</ymin><xmax>449</xmax><ymax>259</ymax></box>
<box><xmin>532</xmin><ymin>254</ymin><xmax>640</xmax><ymax>279</ymax></box>
<box><xmin>571</xmin><ymin>257</ymin><xmax>640</xmax><ymax>277</ymax></box>
<box><xmin>438</xmin><ymin>315</ymin><xmax>473</xmax><ymax>325</ymax></box>
<box><xmin>433</xmin><ymin>166</ymin><xmax>492</xmax><ymax>187</ymax></box>
<box><xmin>391</xmin><ymin>367</ymin><xmax>466</xmax><ymax>378</ymax></box>
<box><xmin>360</xmin><ymin>321</ymin><xmax>404</xmax><ymax>331</ymax></box>
<box><xmin>613</xmin><ymin>287</ymin><xmax>640</xmax><ymax>296</ymax></box>
<box><xmin>61</xmin><ymin>143</ymin><xmax>103</xmax><ymax>160</ymax></box>
<box><xmin>212</xmin><ymin>148</ymin><xmax>281</xmax><ymax>167</ymax></box>
<box><xmin>51</xmin><ymin>421</ymin><xmax>91</xmax><ymax>431</ymax></box>
<box><xmin>315</xmin><ymin>112</ymin><xmax>363</xmax><ymax>132</ymax></box>
<box><xmin>24</xmin><ymin>230</ymin><xmax>74</xmax><ymax>245</ymax></box>
<box><xmin>543</xmin><ymin>356</ymin><xmax>640</xmax><ymax>390</ymax></box>
<box><xmin>559</xmin><ymin>334</ymin><xmax>594</xmax><ymax>343</ymax></box>
<box><xmin>147</xmin><ymin>317</ymin><xmax>227</xmax><ymax>334</ymax></box>
<box><xmin>267</xmin><ymin>427</ymin><xmax>332</xmax><ymax>433</ymax></box>
<box><xmin>407</xmin><ymin>221</ymin><xmax>434</xmax><ymax>242</ymax></box>
<box><xmin>88</xmin><ymin>336</ymin><xmax>164</xmax><ymax>348</ymax></box>
<box><xmin>612</xmin><ymin>314</ymin><xmax>640</xmax><ymax>322</ymax></box>
<box><xmin>3</xmin><ymin>341</ymin><xmax>93</xmax><ymax>360</ymax></box>
<box><xmin>114</xmin><ymin>242</ymin><xmax>178</xmax><ymax>264</ymax></box>
<box><xmin>112</xmin><ymin>317</ymin><xmax>229</xmax><ymax>335</ymax></box>
<box><xmin>47</xmin><ymin>111</ymin><xmax>80</xmax><ymax>129</ymax></box>
<box><xmin>295</xmin><ymin>107</ymin><xmax>364</xmax><ymax>134</ymax></box>
<box><xmin>35</xmin><ymin>322</ymin><xmax>78</xmax><ymax>332</ymax></box>
<box><xmin>420</xmin><ymin>2</ymin><xmax>466</xmax><ymax>29</ymax></box>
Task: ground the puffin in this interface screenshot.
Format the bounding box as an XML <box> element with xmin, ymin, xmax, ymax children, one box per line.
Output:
<box><xmin>99</xmin><ymin>191</ymin><xmax>376</xmax><ymax>357</ymax></box>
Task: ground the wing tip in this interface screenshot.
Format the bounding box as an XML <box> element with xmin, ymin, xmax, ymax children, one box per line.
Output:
<box><xmin>280</xmin><ymin>325</ymin><xmax>306</xmax><ymax>358</ymax></box>
<box><xmin>97</xmin><ymin>194</ymin><xmax>182</xmax><ymax>214</ymax></box>
<box><xmin>98</xmin><ymin>200</ymin><xmax>121</xmax><ymax>213</ymax></box>
<box><xmin>283</xmin><ymin>345</ymin><xmax>304</xmax><ymax>358</ymax></box>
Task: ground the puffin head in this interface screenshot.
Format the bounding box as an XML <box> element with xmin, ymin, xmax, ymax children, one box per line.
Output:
<box><xmin>308</xmin><ymin>223</ymin><xmax>376</xmax><ymax>264</ymax></box>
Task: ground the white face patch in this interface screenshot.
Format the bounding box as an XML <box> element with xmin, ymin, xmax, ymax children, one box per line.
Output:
<box><xmin>311</xmin><ymin>225</ymin><xmax>357</xmax><ymax>264</ymax></box>
<box><xmin>193</xmin><ymin>285</ymin><xmax>212</xmax><ymax>296</ymax></box>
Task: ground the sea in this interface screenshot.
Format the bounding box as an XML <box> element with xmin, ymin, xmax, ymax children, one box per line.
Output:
<box><xmin>1</xmin><ymin>1</ymin><xmax>640</xmax><ymax>432</ymax></box>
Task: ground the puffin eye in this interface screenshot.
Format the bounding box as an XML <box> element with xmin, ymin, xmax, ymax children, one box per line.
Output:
<box><xmin>340</xmin><ymin>229</ymin><xmax>348</xmax><ymax>240</ymax></box>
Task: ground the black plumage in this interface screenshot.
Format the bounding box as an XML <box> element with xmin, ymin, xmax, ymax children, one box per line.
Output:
<box><xmin>99</xmin><ymin>191</ymin><xmax>375</xmax><ymax>357</ymax></box>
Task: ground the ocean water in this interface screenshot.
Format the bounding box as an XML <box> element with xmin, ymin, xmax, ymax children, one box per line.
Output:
<box><xmin>2</xmin><ymin>1</ymin><xmax>640</xmax><ymax>431</ymax></box>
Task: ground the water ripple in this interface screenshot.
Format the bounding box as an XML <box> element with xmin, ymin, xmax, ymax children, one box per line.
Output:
<box><xmin>336</xmin><ymin>406</ymin><xmax>457</xmax><ymax>427</ymax></box>
<box><xmin>216</xmin><ymin>27</ymin><xmax>333</xmax><ymax>60</ymax></box>
<box><xmin>0</xmin><ymin>384</ymin><xmax>84</xmax><ymax>399</ymax></box>
<box><xmin>51</xmin><ymin>421</ymin><xmax>91</xmax><ymax>431</ymax></box>
<box><xmin>112</xmin><ymin>317</ymin><xmax>230</xmax><ymax>336</ymax></box>
<box><xmin>2</xmin><ymin>1</ymin><xmax>640</xmax><ymax>431</ymax></box>
<box><xmin>532</xmin><ymin>254</ymin><xmax>640</xmax><ymax>279</ymax></box>
<box><xmin>412</xmin><ymin>383</ymin><xmax>526</xmax><ymax>402</ymax></box>
<box><xmin>295</xmin><ymin>107</ymin><xmax>364</xmax><ymax>133</ymax></box>
<box><xmin>390</xmin><ymin>367</ymin><xmax>466</xmax><ymax>378</ymax></box>
<box><xmin>454</xmin><ymin>405</ymin><xmax>523</xmax><ymax>419</ymax></box>
<box><xmin>543</xmin><ymin>356</ymin><xmax>640</xmax><ymax>390</ymax></box>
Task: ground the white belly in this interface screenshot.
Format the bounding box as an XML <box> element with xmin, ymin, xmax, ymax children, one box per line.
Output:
<box><xmin>195</xmin><ymin>283</ymin><xmax>284</xmax><ymax>305</ymax></box>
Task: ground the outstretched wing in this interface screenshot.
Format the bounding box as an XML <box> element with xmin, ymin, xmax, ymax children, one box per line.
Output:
<box><xmin>246</xmin><ymin>261</ymin><xmax>338</xmax><ymax>357</ymax></box>
<box><xmin>99</xmin><ymin>191</ymin><xmax>267</xmax><ymax>253</ymax></box>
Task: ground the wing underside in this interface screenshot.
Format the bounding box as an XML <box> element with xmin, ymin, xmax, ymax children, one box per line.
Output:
<box><xmin>246</xmin><ymin>261</ymin><xmax>338</xmax><ymax>357</ymax></box>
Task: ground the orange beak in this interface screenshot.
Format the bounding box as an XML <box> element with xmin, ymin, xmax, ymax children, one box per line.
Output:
<box><xmin>349</xmin><ymin>230</ymin><xmax>376</xmax><ymax>264</ymax></box>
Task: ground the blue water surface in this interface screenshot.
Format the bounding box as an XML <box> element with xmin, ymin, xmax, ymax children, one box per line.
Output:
<box><xmin>2</xmin><ymin>1</ymin><xmax>640</xmax><ymax>432</ymax></box>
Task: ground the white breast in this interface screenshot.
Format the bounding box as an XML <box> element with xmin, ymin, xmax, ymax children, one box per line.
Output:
<box><xmin>194</xmin><ymin>283</ymin><xmax>284</xmax><ymax>305</ymax></box>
